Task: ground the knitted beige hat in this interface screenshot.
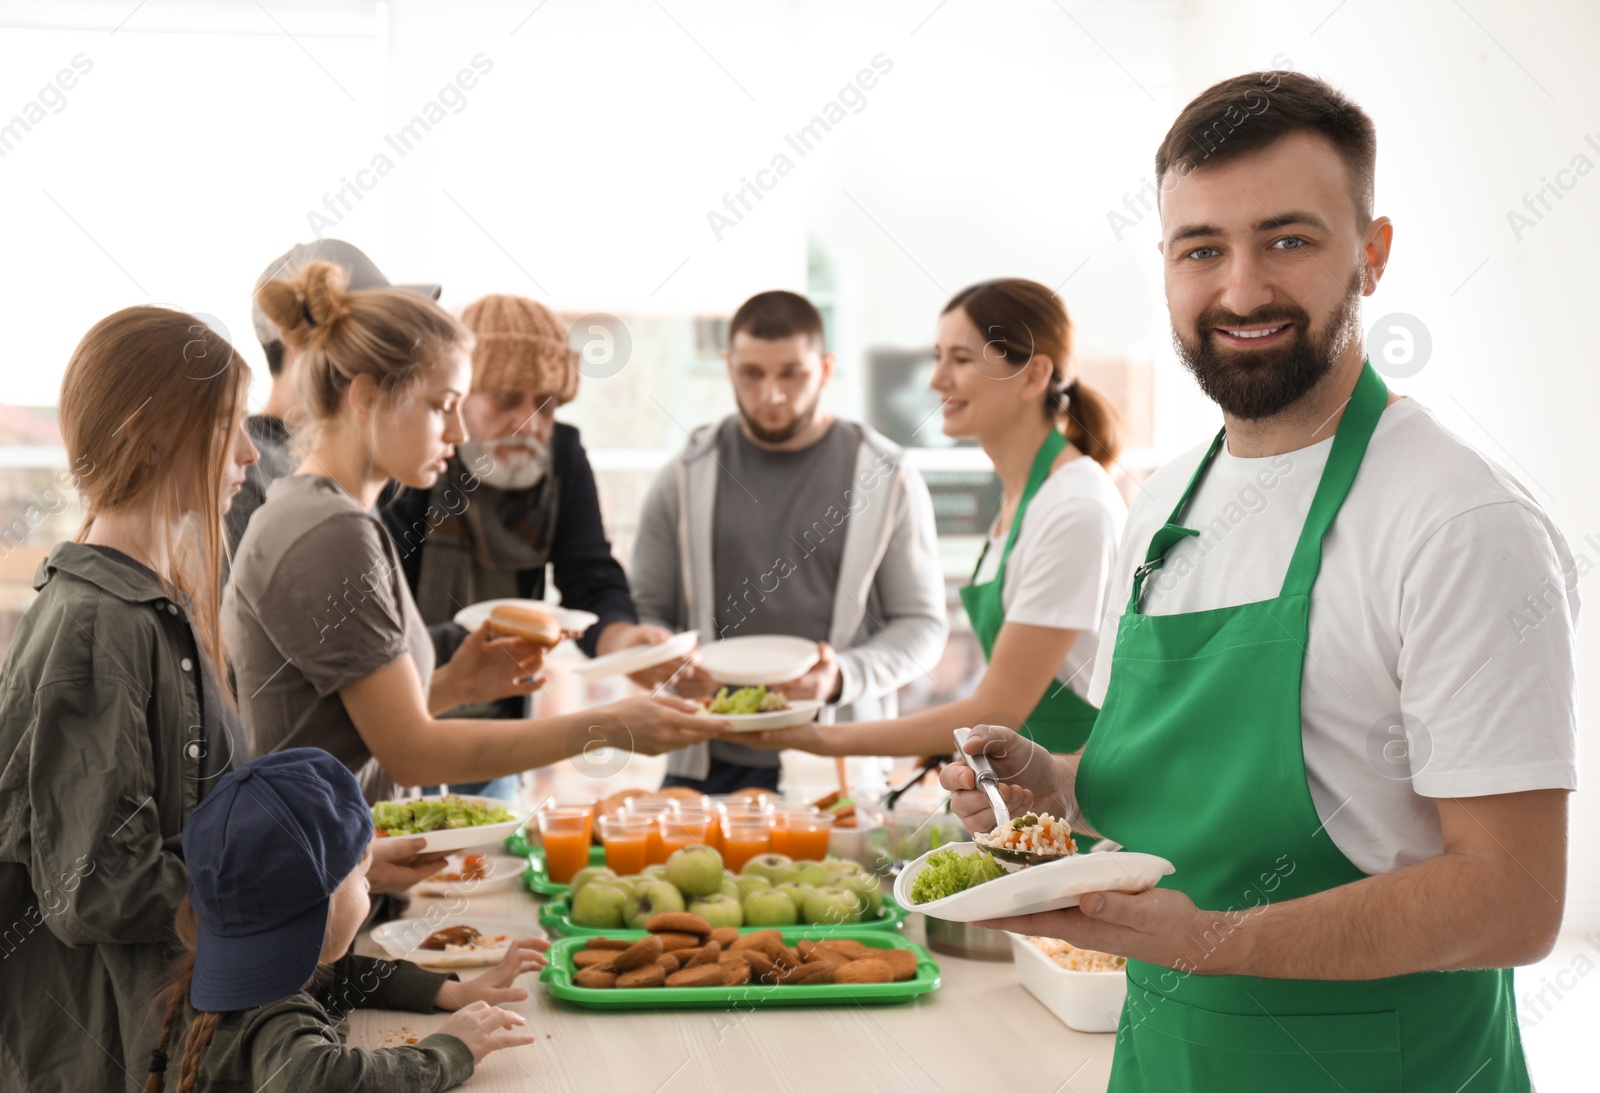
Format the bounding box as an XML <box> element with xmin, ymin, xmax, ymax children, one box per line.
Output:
<box><xmin>460</xmin><ymin>293</ymin><xmax>579</xmax><ymax>403</ymax></box>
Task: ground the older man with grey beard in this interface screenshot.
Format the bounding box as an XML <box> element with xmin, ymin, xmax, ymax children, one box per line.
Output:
<box><xmin>379</xmin><ymin>293</ymin><xmax>673</xmax><ymax>799</ymax></box>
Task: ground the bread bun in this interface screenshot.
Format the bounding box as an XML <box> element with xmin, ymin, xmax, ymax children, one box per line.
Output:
<box><xmin>485</xmin><ymin>604</ymin><xmax>562</xmax><ymax>646</ymax></box>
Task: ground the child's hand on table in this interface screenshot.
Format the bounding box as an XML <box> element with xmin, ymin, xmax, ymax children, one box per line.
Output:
<box><xmin>437</xmin><ymin>1001</ymin><xmax>536</xmax><ymax>1063</ymax></box>
<box><xmin>434</xmin><ymin>937</ymin><xmax>551</xmax><ymax>1010</ymax></box>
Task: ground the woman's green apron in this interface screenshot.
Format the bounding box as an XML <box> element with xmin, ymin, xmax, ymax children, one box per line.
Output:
<box><xmin>1076</xmin><ymin>362</ymin><xmax>1528</xmax><ymax>1092</ymax></box>
<box><xmin>959</xmin><ymin>429</ymin><xmax>1099</xmax><ymax>756</ymax></box>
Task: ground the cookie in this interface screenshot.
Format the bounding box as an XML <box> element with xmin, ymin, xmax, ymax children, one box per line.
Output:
<box><xmin>718</xmin><ymin>953</ymin><xmax>751</xmax><ymax>986</ymax></box>
<box><xmin>655</xmin><ymin>932</ymin><xmax>704</xmax><ymax>952</ymax></box>
<box><xmin>666</xmin><ymin>964</ymin><xmax>726</xmax><ymax>988</ymax></box>
<box><xmin>646</xmin><ymin>912</ymin><xmax>713</xmax><ymax>937</ymax></box>
<box><xmin>615</xmin><ymin>964</ymin><xmax>667</xmax><ymax>989</ymax></box>
<box><xmin>786</xmin><ymin>962</ymin><xmax>835</xmax><ymax>985</ymax></box>
<box><xmin>655</xmin><ymin>953</ymin><xmax>683</xmax><ymax>973</ymax></box>
<box><xmin>728</xmin><ymin>929</ymin><xmax>784</xmax><ymax>955</ymax></box>
<box><xmin>834</xmin><ymin>958</ymin><xmax>893</xmax><ymax>984</ymax></box>
<box><xmin>573</xmin><ymin>950</ymin><xmax>617</xmax><ymax>969</ymax></box>
<box><xmin>879</xmin><ymin>949</ymin><xmax>919</xmax><ymax>982</ymax></box>
<box><xmin>612</xmin><ymin>935</ymin><xmax>665</xmax><ymax>973</ymax></box>
<box><xmin>584</xmin><ymin>937</ymin><xmax>632</xmax><ymax>951</ymax></box>
<box><xmin>709</xmin><ymin>926</ymin><xmax>740</xmax><ymax>948</ymax></box>
<box><xmin>574</xmin><ymin>967</ymin><xmax>618</xmax><ymax>989</ymax></box>
<box><xmin>683</xmin><ymin>940</ymin><xmax>722</xmax><ymax>969</ymax></box>
<box><xmin>744</xmin><ymin>951</ymin><xmax>781</xmax><ymax>984</ymax></box>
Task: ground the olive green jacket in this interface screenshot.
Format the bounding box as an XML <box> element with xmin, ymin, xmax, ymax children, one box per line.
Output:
<box><xmin>177</xmin><ymin>953</ymin><xmax>470</xmax><ymax>1092</ymax></box>
<box><xmin>0</xmin><ymin>542</ymin><xmax>241</xmax><ymax>1093</ymax></box>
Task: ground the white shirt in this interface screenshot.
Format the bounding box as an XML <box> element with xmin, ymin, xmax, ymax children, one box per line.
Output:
<box><xmin>973</xmin><ymin>456</ymin><xmax>1128</xmax><ymax>701</ymax></box>
<box><xmin>1087</xmin><ymin>397</ymin><xmax>1580</xmax><ymax>876</ymax></box>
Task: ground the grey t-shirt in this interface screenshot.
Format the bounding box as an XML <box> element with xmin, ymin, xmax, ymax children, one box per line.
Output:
<box><xmin>224</xmin><ymin>474</ymin><xmax>435</xmax><ymax>802</ymax></box>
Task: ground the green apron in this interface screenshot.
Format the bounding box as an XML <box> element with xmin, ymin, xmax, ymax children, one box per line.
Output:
<box><xmin>959</xmin><ymin>429</ymin><xmax>1100</xmax><ymax>756</ymax></box>
<box><xmin>1076</xmin><ymin>361</ymin><xmax>1528</xmax><ymax>1092</ymax></box>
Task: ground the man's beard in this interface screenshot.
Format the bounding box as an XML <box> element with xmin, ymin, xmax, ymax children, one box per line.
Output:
<box><xmin>461</xmin><ymin>434</ymin><xmax>552</xmax><ymax>490</ymax></box>
<box><xmin>738</xmin><ymin>396</ymin><xmax>819</xmax><ymax>445</ymax></box>
<box><xmin>1173</xmin><ymin>268</ymin><xmax>1364</xmax><ymax>421</ymax></box>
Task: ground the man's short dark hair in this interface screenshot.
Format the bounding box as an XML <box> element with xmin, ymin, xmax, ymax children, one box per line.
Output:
<box><xmin>262</xmin><ymin>338</ymin><xmax>285</xmax><ymax>377</ymax></box>
<box><xmin>727</xmin><ymin>290</ymin><xmax>826</xmax><ymax>350</ymax></box>
<box><xmin>1156</xmin><ymin>71</ymin><xmax>1377</xmax><ymax>224</ymax></box>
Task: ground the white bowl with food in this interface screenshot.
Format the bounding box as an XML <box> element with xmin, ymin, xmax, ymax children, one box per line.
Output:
<box><xmin>1010</xmin><ymin>933</ymin><xmax>1128</xmax><ymax>1032</ymax></box>
<box><xmin>371</xmin><ymin>914</ymin><xmax>544</xmax><ymax>969</ymax></box>
<box><xmin>696</xmin><ymin>685</ymin><xmax>823</xmax><ymax>731</ymax></box>
<box><xmin>371</xmin><ymin>794</ymin><xmax>527</xmax><ymax>854</ymax></box>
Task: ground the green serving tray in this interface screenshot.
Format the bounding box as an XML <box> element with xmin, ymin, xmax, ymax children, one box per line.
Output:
<box><xmin>518</xmin><ymin>844</ymin><xmax>607</xmax><ymax>896</ymax></box>
<box><xmin>536</xmin><ymin>893</ymin><xmax>910</xmax><ymax>937</ymax></box>
<box><xmin>540</xmin><ymin>928</ymin><xmax>939</xmax><ymax>1010</ymax></box>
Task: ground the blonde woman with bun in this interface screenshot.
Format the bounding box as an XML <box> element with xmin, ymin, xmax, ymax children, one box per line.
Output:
<box><xmin>224</xmin><ymin>261</ymin><xmax>721</xmax><ymax>800</ymax></box>
<box><xmin>0</xmin><ymin>307</ymin><xmax>257</xmax><ymax>1091</ymax></box>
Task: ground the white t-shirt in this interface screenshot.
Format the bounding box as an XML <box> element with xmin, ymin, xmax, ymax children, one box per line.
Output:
<box><xmin>972</xmin><ymin>456</ymin><xmax>1128</xmax><ymax>700</ymax></box>
<box><xmin>1087</xmin><ymin>397</ymin><xmax>1580</xmax><ymax>876</ymax></box>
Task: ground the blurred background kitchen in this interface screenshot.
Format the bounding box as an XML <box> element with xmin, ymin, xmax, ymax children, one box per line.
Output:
<box><xmin>1</xmin><ymin>0</ymin><xmax>1597</xmax><ymax>1066</ymax></box>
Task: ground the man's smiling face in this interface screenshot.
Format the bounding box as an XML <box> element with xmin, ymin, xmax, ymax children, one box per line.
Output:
<box><xmin>1161</xmin><ymin>130</ymin><xmax>1382</xmax><ymax>420</ymax></box>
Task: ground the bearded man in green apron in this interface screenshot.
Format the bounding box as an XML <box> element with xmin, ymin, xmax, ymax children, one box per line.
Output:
<box><xmin>942</xmin><ymin>71</ymin><xmax>1578</xmax><ymax>1092</ymax></box>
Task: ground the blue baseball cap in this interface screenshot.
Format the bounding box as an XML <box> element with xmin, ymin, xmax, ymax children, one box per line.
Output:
<box><xmin>183</xmin><ymin>748</ymin><xmax>373</xmax><ymax>1011</ymax></box>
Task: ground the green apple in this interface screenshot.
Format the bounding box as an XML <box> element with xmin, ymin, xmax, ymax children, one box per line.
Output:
<box><xmin>570</xmin><ymin>878</ymin><xmax>629</xmax><ymax>929</ymax></box>
<box><xmin>841</xmin><ymin>872</ymin><xmax>884</xmax><ymax>918</ymax></box>
<box><xmin>775</xmin><ymin>882</ymin><xmax>810</xmax><ymax>913</ymax></box>
<box><xmin>568</xmin><ymin>866</ymin><xmax>616</xmax><ymax>901</ymax></box>
<box><xmin>626</xmin><ymin>879</ymin><xmax>686</xmax><ymax>929</ymax></box>
<box><xmin>780</xmin><ymin>861</ymin><xmax>830</xmax><ymax>888</ymax></box>
<box><xmin>802</xmin><ymin>886</ymin><xmax>862</xmax><ymax>926</ymax></box>
<box><xmin>820</xmin><ymin>858</ymin><xmax>862</xmax><ymax>882</ymax></box>
<box><xmin>642</xmin><ymin>864</ymin><xmax>670</xmax><ymax>882</ymax></box>
<box><xmin>665</xmin><ymin>845</ymin><xmax>725</xmax><ymax>897</ymax></box>
<box><xmin>741</xmin><ymin>853</ymin><xmax>793</xmax><ymax>884</ymax></box>
<box><xmin>742</xmin><ymin>888</ymin><xmax>799</xmax><ymax>927</ymax></box>
<box><xmin>718</xmin><ymin>878</ymin><xmax>744</xmax><ymax>903</ymax></box>
<box><xmin>731</xmin><ymin>874</ymin><xmax>772</xmax><ymax>900</ymax></box>
<box><xmin>687</xmin><ymin>893</ymin><xmax>744</xmax><ymax>929</ymax></box>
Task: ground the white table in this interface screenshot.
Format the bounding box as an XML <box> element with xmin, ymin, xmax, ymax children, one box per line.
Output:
<box><xmin>352</xmin><ymin>886</ymin><xmax>1115</xmax><ymax>1093</ymax></box>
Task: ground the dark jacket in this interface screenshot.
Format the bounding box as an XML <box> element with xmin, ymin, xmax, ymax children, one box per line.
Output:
<box><xmin>0</xmin><ymin>543</ymin><xmax>241</xmax><ymax>1093</ymax></box>
<box><xmin>380</xmin><ymin>422</ymin><xmax>638</xmax><ymax>663</ymax></box>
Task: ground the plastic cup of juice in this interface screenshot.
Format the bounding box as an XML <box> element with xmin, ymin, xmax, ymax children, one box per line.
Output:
<box><xmin>597</xmin><ymin>812</ymin><xmax>652</xmax><ymax>875</ymax></box>
<box><xmin>658</xmin><ymin>810</ymin><xmax>716</xmax><ymax>858</ymax></box>
<box><xmin>785</xmin><ymin>811</ymin><xmax>835</xmax><ymax>861</ymax></box>
<box><xmin>719</xmin><ymin>815</ymin><xmax>772</xmax><ymax>873</ymax></box>
<box><xmin>624</xmin><ymin>799</ymin><xmax>673</xmax><ymax>864</ymax></box>
<box><xmin>768</xmin><ymin>804</ymin><xmax>819</xmax><ymax>859</ymax></box>
<box><xmin>536</xmin><ymin>808</ymin><xmax>593</xmax><ymax>885</ymax></box>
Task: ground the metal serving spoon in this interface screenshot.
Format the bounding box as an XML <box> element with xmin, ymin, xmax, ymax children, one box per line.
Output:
<box><xmin>951</xmin><ymin>728</ymin><xmax>1070</xmax><ymax>869</ymax></box>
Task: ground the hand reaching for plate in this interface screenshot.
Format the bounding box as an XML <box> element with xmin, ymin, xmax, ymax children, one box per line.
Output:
<box><xmin>435</xmin><ymin>1000</ymin><xmax>537</xmax><ymax>1064</ymax></box>
<box><xmin>367</xmin><ymin>835</ymin><xmax>451</xmax><ymax>895</ymax></box>
<box><xmin>434</xmin><ymin>936</ymin><xmax>551</xmax><ymax>1010</ymax></box>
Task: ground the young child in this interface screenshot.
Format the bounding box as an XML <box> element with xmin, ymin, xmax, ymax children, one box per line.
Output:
<box><xmin>144</xmin><ymin>748</ymin><xmax>548</xmax><ymax>1092</ymax></box>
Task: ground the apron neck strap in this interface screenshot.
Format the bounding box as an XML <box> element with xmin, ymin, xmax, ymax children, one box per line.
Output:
<box><xmin>1278</xmin><ymin>359</ymin><xmax>1388</xmax><ymax>596</ymax></box>
<box><xmin>1126</xmin><ymin>360</ymin><xmax>1388</xmax><ymax>611</ymax></box>
<box><xmin>971</xmin><ymin>429</ymin><xmax>1069</xmax><ymax>583</ymax></box>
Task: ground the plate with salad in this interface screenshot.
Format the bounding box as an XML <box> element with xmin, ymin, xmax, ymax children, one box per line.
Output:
<box><xmin>696</xmin><ymin>686</ymin><xmax>823</xmax><ymax>731</ymax></box>
<box><xmin>371</xmin><ymin>794</ymin><xmax>528</xmax><ymax>853</ymax></box>
<box><xmin>894</xmin><ymin>813</ymin><xmax>1173</xmax><ymax>922</ymax></box>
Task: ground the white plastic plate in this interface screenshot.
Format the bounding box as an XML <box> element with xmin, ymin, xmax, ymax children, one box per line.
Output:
<box><xmin>894</xmin><ymin>842</ymin><xmax>1174</xmax><ymax>923</ymax></box>
<box><xmin>697</xmin><ymin>635</ymin><xmax>819</xmax><ymax>686</ymax></box>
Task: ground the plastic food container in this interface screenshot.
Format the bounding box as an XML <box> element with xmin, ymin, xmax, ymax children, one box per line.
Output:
<box><xmin>536</xmin><ymin>893</ymin><xmax>911</xmax><ymax>937</ymax></box>
<box><xmin>1009</xmin><ymin>933</ymin><xmax>1128</xmax><ymax>1033</ymax></box>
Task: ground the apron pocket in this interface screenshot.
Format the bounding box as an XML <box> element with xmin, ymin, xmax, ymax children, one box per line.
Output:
<box><xmin>1125</xmin><ymin>985</ymin><xmax>1402</xmax><ymax>1093</ymax></box>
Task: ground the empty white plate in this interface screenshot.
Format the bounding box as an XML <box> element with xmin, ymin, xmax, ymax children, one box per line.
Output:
<box><xmin>894</xmin><ymin>842</ymin><xmax>1174</xmax><ymax>923</ymax></box>
<box><xmin>697</xmin><ymin>635</ymin><xmax>819</xmax><ymax>686</ymax></box>
<box><xmin>452</xmin><ymin>598</ymin><xmax>600</xmax><ymax>636</ymax></box>
<box><xmin>371</xmin><ymin>914</ymin><xmax>545</xmax><ymax>969</ymax></box>
<box><xmin>570</xmin><ymin>630</ymin><xmax>699</xmax><ymax>680</ymax></box>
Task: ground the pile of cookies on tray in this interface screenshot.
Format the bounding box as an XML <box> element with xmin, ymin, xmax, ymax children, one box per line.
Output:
<box><xmin>570</xmin><ymin>912</ymin><xmax>918</xmax><ymax>989</ymax></box>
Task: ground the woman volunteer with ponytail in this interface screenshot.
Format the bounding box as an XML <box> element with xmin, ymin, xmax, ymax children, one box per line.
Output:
<box><xmin>745</xmin><ymin>278</ymin><xmax>1126</xmax><ymax>761</ymax></box>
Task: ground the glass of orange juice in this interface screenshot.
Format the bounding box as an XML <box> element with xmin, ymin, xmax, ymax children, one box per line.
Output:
<box><xmin>785</xmin><ymin>811</ymin><xmax>835</xmax><ymax>861</ymax></box>
<box><xmin>624</xmin><ymin>798</ymin><xmax>673</xmax><ymax>864</ymax></box>
<box><xmin>767</xmin><ymin>804</ymin><xmax>818</xmax><ymax>858</ymax></box>
<box><xmin>719</xmin><ymin>814</ymin><xmax>771</xmax><ymax>873</ymax></box>
<box><xmin>658</xmin><ymin>810</ymin><xmax>716</xmax><ymax>857</ymax></box>
<box><xmin>536</xmin><ymin>807</ymin><xmax>592</xmax><ymax>885</ymax></box>
<box><xmin>597</xmin><ymin>812</ymin><xmax>652</xmax><ymax>876</ymax></box>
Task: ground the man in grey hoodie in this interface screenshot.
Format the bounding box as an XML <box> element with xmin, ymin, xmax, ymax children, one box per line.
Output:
<box><xmin>630</xmin><ymin>291</ymin><xmax>948</xmax><ymax>793</ymax></box>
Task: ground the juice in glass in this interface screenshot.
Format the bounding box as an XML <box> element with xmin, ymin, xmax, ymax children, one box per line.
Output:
<box><xmin>720</xmin><ymin>815</ymin><xmax>771</xmax><ymax>873</ymax></box>
<box><xmin>787</xmin><ymin>812</ymin><xmax>835</xmax><ymax>861</ymax></box>
<box><xmin>536</xmin><ymin>808</ymin><xmax>592</xmax><ymax>885</ymax></box>
<box><xmin>625</xmin><ymin>799</ymin><xmax>672</xmax><ymax>864</ymax></box>
<box><xmin>598</xmin><ymin>812</ymin><xmax>651</xmax><ymax>875</ymax></box>
<box><xmin>659</xmin><ymin>811</ymin><xmax>715</xmax><ymax>857</ymax></box>
<box><xmin>768</xmin><ymin>805</ymin><xmax>819</xmax><ymax>859</ymax></box>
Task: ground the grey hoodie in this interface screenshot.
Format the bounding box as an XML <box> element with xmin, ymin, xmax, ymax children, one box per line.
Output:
<box><xmin>631</xmin><ymin>416</ymin><xmax>948</xmax><ymax>780</ymax></box>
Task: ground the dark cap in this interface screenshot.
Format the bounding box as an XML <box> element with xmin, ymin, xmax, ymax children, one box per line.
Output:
<box><xmin>182</xmin><ymin>748</ymin><xmax>372</xmax><ymax>1011</ymax></box>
